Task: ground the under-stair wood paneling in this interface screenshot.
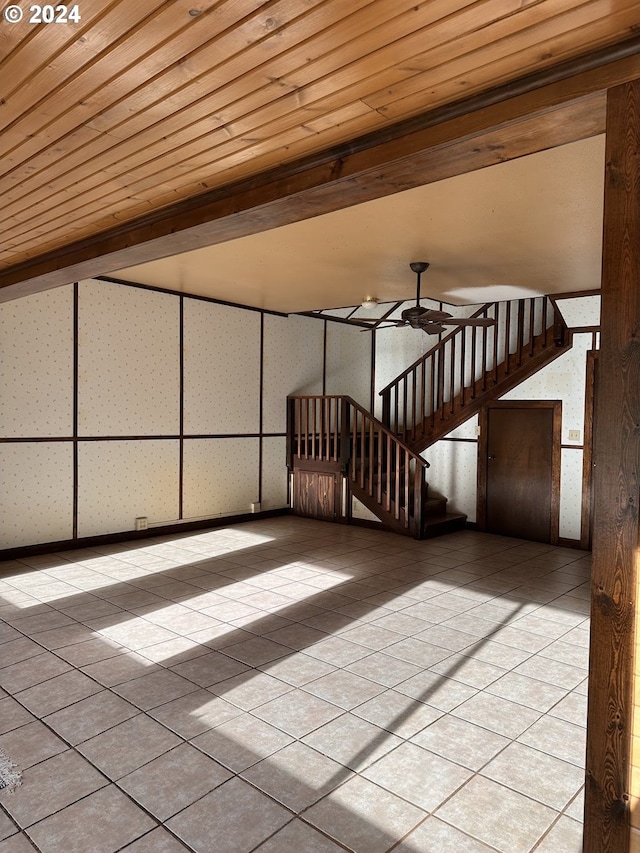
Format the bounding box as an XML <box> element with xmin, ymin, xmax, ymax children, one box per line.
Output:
<box><xmin>3</xmin><ymin>0</ymin><xmax>639</xmax><ymax>281</ymax></box>
<box><xmin>584</xmin><ymin>79</ymin><xmax>640</xmax><ymax>853</ymax></box>
<box><xmin>0</xmin><ymin>283</ymin><xmax>73</xmax><ymax>437</ymax></box>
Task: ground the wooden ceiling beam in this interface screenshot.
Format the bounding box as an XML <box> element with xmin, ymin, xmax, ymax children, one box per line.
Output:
<box><xmin>1</xmin><ymin>39</ymin><xmax>639</xmax><ymax>301</ymax></box>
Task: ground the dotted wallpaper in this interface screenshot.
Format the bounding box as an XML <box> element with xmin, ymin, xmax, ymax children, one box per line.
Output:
<box><xmin>183</xmin><ymin>299</ymin><xmax>260</xmax><ymax>435</ymax></box>
<box><xmin>77</xmin><ymin>440</ymin><xmax>180</xmax><ymax>538</ymax></box>
<box><xmin>261</xmin><ymin>436</ymin><xmax>288</xmax><ymax>510</ymax></box>
<box><xmin>325</xmin><ymin>321</ymin><xmax>371</xmax><ymax>409</ymax></box>
<box><xmin>183</xmin><ymin>438</ymin><xmax>259</xmax><ymax>519</ymax></box>
<box><xmin>262</xmin><ymin>314</ymin><xmax>323</xmax><ymax>433</ymax></box>
<box><xmin>422</xmin><ymin>439</ymin><xmax>478</xmax><ymax>522</ymax></box>
<box><xmin>78</xmin><ymin>279</ymin><xmax>180</xmax><ymax>436</ymax></box>
<box><xmin>560</xmin><ymin>448</ymin><xmax>584</xmax><ymax>541</ymax></box>
<box><xmin>0</xmin><ymin>442</ymin><xmax>73</xmax><ymax>548</ymax></box>
<box><xmin>501</xmin><ymin>333</ymin><xmax>592</xmax><ymax>441</ymax></box>
<box><xmin>556</xmin><ymin>295</ymin><xmax>600</xmax><ymax>328</ymax></box>
<box><xmin>373</xmin><ymin>326</ymin><xmax>430</xmax><ymax>419</ymax></box>
<box><xmin>0</xmin><ymin>284</ymin><xmax>74</xmax><ymax>438</ymax></box>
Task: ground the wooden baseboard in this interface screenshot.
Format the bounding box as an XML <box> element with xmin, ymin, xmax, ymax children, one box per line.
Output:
<box><xmin>0</xmin><ymin>509</ymin><xmax>290</xmax><ymax>562</ymax></box>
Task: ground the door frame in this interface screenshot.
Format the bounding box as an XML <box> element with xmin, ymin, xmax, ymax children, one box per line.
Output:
<box><xmin>477</xmin><ymin>400</ymin><xmax>562</xmax><ymax>544</ymax></box>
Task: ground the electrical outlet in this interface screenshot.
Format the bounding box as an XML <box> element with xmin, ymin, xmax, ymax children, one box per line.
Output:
<box><xmin>568</xmin><ymin>429</ymin><xmax>581</xmax><ymax>442</ymax></box>
<box><xmin>475</xmin><ymin>425</ymin><xmax>481</xmax><ymax>436</ymax></box>
<box><xmin>135</xmin><ymin>516</ymin><xmax>148</xmax><ymax>531</ymax></box>
<box><xmin>250</xmin><ymin>502</ymin><xmax>261</xmax><ymax>514</ymax></box>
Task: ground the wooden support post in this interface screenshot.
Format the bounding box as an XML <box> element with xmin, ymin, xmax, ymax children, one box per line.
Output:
<box><xmin>584</xmin><ymin>79</ymin><xmax>640</xmax><ymax>853</ymax></box>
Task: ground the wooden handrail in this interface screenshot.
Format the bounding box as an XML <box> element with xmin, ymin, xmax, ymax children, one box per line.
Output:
<box><xmin>379</xmin><ymin>296</ymin><xmax>560</xmax><ymax>443</ymax></box>
<box><xmin>287</xmin><ymin>395</ymin><xmax>429</xmax><ymax>536</ymax></box>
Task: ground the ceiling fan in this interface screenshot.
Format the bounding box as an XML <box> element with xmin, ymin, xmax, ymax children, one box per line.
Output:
<box><xmin>358</xmin><ymin>262</ymin><xmax>497</xmax><ymax>335</ymax></box>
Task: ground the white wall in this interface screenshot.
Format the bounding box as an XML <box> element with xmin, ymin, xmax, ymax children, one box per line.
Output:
<box><xmin>0</xmin><ymin>279</ymin><xmax>324</xmax><ymax>550</ymax></box>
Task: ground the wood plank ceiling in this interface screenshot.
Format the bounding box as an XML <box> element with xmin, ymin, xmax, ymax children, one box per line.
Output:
<box><xmin>1</xmin><ymin>0</ymin><xmax>640</xmax><ymax>285</ymax></box>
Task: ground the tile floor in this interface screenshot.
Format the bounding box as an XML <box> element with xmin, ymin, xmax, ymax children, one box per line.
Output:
<box><xmin>0</xmin><ymin>517</ymin><xmax>591</xmax><ymax>852</ymax></box>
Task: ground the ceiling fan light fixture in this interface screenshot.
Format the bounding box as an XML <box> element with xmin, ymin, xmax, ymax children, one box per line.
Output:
<box><xmin>361</xmin><ymin>296</ymin><xmax>379</xmax><ymax>309</ymax></box>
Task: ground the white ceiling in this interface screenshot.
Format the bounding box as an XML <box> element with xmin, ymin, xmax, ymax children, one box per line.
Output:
<box><xmin>114</xmin><ymin>134</ymin><xmax>605</xmax><ymax>313</ymax></box>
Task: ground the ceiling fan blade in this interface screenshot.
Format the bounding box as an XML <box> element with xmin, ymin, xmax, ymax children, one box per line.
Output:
<box><xmin>420</xmin><ymin>322</ymin><xmax>447</xmax><ymax>335</ymax></box>
<box><xmin>440</xmin><ymin>317</ymin><xmax>496</xmax><ymax>327</ymax></box>
<box><xmin>358</xmin><ymin>320</ymin><xmax>407</xmax><ymax>332</ymax></box>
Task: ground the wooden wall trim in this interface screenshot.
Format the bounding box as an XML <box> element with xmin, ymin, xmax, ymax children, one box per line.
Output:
<box><xmin>583</xmin><ymin>79</ymin><xmax>640</xmax><ymax>853</ymax></box>
<box><xmin>580</xmin><ymin>350</ymin><xmax>599</xmax><ymax>550</ymax></box>
<box><xmin>3</xmin><ymin>45</ymin><xmax>640</xmax><ymax>300</ymax></box>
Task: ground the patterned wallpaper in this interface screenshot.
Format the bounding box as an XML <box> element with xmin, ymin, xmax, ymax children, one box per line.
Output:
<box><xmin>262</xmin><ymin>314</ymin><xmax>323</xmax><ymax>433</ymax></box>
<box><xmin>560</xmin><ymin>448</ymin><xmax>584</xmax><ymax>541</ymax></box>
<box><xmin>183</xmin><ymin>438</ymin><xmax>259</xmax><ymax>519</ymax></box>
<box><xmin>78</xmin><ymin>279</ymin><xmax>180</xmax><ymax>436</ymax></box>
<box><xmin>555</xmin><ymin>294</ymin><xmax>600</xmax><ymax>328</ymax></box>
<box><xmin>77</xmin><ymin>440</ymin><xmax>180</xmax><ymax>538</ymax></box>
<box><xmin>183</xmin><ymin>299</ymin><xmax>260</xmax><ymax>434</ymax></box>
<box><xmin>0</xmin><ymin>284</ymin><xmax>74</xmax><ymax>438</ymax></box>
<box><xmin>373</xmin><ymin>326</ymin><xmax>430</xmax><ymax>419</ymax></box>
<box><xmin>261</xmin><ymin>436</ymin><xmax>288</xmax><ymax>510</ymax></box>
<box><xmin>422</xmin><ymin>440</ymin><xmax>478</xmax><ymax>522</ymax></box>
<box><xmin>1</xmin><ymin>442</ymin><xmax>73</xmax><ymax>548</ymax></box>
<box><xmin>325</xmin><ymin>322</ymin><xmax>371</xmax><ymax>409</ymax></box>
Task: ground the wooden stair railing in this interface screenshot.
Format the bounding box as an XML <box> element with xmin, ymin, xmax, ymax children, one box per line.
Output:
<box><xmin>287</xmin><ymin>395</ymin><xmax>430</xmax><ymax>537</ymax></box>
<box><xmin>380</xmin><ymin>296</ymin><xmax>571</xmax><ymax>452</ymax></box>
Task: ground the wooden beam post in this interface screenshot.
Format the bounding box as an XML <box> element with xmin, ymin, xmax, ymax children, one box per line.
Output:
<box><xmin>584</xmin><ymin>78</ymin><xmax>640</xmax><ymax>853</ymax></box>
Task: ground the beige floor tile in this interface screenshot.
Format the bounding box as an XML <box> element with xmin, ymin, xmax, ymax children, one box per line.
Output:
<box><xmin>169</xmin><ymin>650</ymin><xmax>249</xmax><ymax>687</ymax></box>
<box><xmin>0</xmin><ymin>698</ymin><xmax>35</xmax><ymax>735</ymax></box>
<box><xmin>119</xmin><ymin>826</ymin><xmax>193</xmax><ymax>851</ymax></box>
<box><xmin>534</xmin><ymin>815</ymin><xmax>583</xmax><ymax>852</ymax></box>
<box><xmin>43</xmin><ymin>690</ymin><xmax>139</xmax><ymax>744</ymax></box>
<box><xmin>15</xmin><ymin>669</ymin><xmax>101</xmax><ymax>716</ymax></box>
<box><xmin>435</xmin><ymin>776</ymin><xmax>557</xmax><ymax>853</ymax></box>
<box><xmin>0</xmin><ymin>810</ymin><xmax>18</xmax><ymax>841</ymax></box>
<box><xmin>452</xmin><ymin>692</ymin><xmax>542</xmax><ymax>739</ymax></box>
<box><xmin>517</xmin><ymin>715</ymin><xmax>586</xmax><ymax>767</ymax></box>
<box><xmin>305</xmin><ymin>636</ymin><xmax>375</xmax><ymax>667</ymax></box>
<box><xmin>262</xmin><ymin>623</ymin><xmax>327</xmax><ymax>650</ymax></box>
<box><xmin>514</xmin><ymin>655</ymin><xmax>586</xmax><ymax>689</ymax></box>
<box><xmin>352</xmin><ymin>689</ymin><xmax>442</xmax><ymax>738</ymax></box>
<box><xmin>429</xmin><ymin>652</ymin><xmax>506</xmax><ymax>689</ymax></box>
<box><xmin>565</xmin><ymin>787</ymin><xmax>584</xmax><ymax>821</ymax></box>
<box><xmin>112</xmin><ymin>669</ymin><xmax>199</xmax><ymax>710</ymax></box>
<box><xmin>0</xmin><ymin>833</ymin><xmax>35</xmax><ymax>852</ymax></box>
<box><xmin>241</xmin><ymin>741</ymin><xmax>347</xmax><ymax>811</ymax></box>
<box><xmin>118</xmin><ymin>743</ymin><xmax>231</xmax><ymax>819</ymax></box>
<box><xmin>81</xmin><ymin>652</ymin><xmax>160</xmax><ymax>687</ymax></box>
<box><xmin>304</xmin><ymin>775</ymin><xmax>424</xmax><ymax>853</ymax></box>
<box><xmin>148</xmin><ymin>689</ymin><xmax>242</xmax><ymax>738</ymax></box>
<box><xmin>77</xmin><ymin>714</ymin><xmax>181</xmax><ymax>779</ymax></box>
<box><xmin>259</xmin><ymin>653</ymin><xmax>336</xmax><ymax>686</ymax></box>
<box><xmin>486</xmin><ymin>671</ymin><xmax>568</xmax><ymax>712</ymax></box>
<box><xmin>302</xmin><ymin>713</ymin><xmax>402</xmax><ymax>771</ymax></box>
<box><xmin>344</xmin><ymin>651</ymin><xmax>423</xmax><ymax>688</ymax></box>
<box><xmin>167</xmin><ymin>777</ymin><xmax>291</xmax><ymax>853</ymax></box>
<box><xmin>302</xmin><ymin>669</ymin><xmax>384</xmax><ymax>710</ymax></box>
<box><xmin>412</xmin><ymin>713</ymin><xmax>510</xmax><ymax>770</ymax></box>
<box><xmin>0</xmin><ymin>749</ymin><xmax>107</xmax><ymax>827</ymax></box>
<box><xmin>0</xmin><ymin>637</ymin><xmax>43</xmax><ymax>667</ymax></box>
<box><xmin>395</xmin><ymin>670</ymin><xmax>478</xmax><ymax>712</ymax></box>
<box><xmin>392</xmin><ymin>816</ymin><xmax>497</xmax><ymax>852</ymax></box>
<box><xmin>25</xmin><ymin>784</ymin><xmax>156</xmax><ymax>853</ymax></box>
<box><xmin>253</xmin><ymin>819</ymin><xmax>344</xmax><ymax>852</ymax></box>
<box><xmin>252</xmin><ymin>690</ymin><xmax>343</xmax><ymax>738</ymax></box>
<box><xmin>481</xmin><ymin>741</ymin><xmax>583</xmax><ymax>810</ymax></box>
<box><xmin>362</xmin><ymin>741</ymin><xmax>471</xmax><ymax>811</ymax></box>
<box><xmin>208</xmin><ymin>671</ymin><xmax>293</xmax><ymax>710</ymax></box>
<box><xmin>0</xmin><ymin>722</ymin><xmax>67</xmax><ymax>770</ymax></box>
<box><xmin>0</xmin><ymin>652</ymin><xmax>72</xmax><ymax>694</ymax></box>
<box><xmin>191</xmin><ymin>713</ymin><xmax>293</xmax><ymax>772</ymax></box>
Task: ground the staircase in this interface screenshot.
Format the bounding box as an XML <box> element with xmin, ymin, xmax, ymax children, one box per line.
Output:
<box><xmin>287</xmin><ymin>395</ymin><xmax>466</xmax><ymax>538</ymax></box>
<box><xmin>287</xmin><ymin>295</ymin><xmax>572</xmax><ymax>539</ymax></box>
<box><xmin>380</xmin><ymin>296</ymin><xmax>571</xmax><ymax>452</ymax></box>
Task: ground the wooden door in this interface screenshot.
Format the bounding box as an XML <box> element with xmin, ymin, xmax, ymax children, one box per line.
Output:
<box><xmin>483</xmin><ymin>404</ymin><xmax>559</xmax><ymax>542</ymax></box>
<box><xmin>293</xmin><ymin>470</ymin><xmax>337</xmax><ymax>521</ymax></box>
